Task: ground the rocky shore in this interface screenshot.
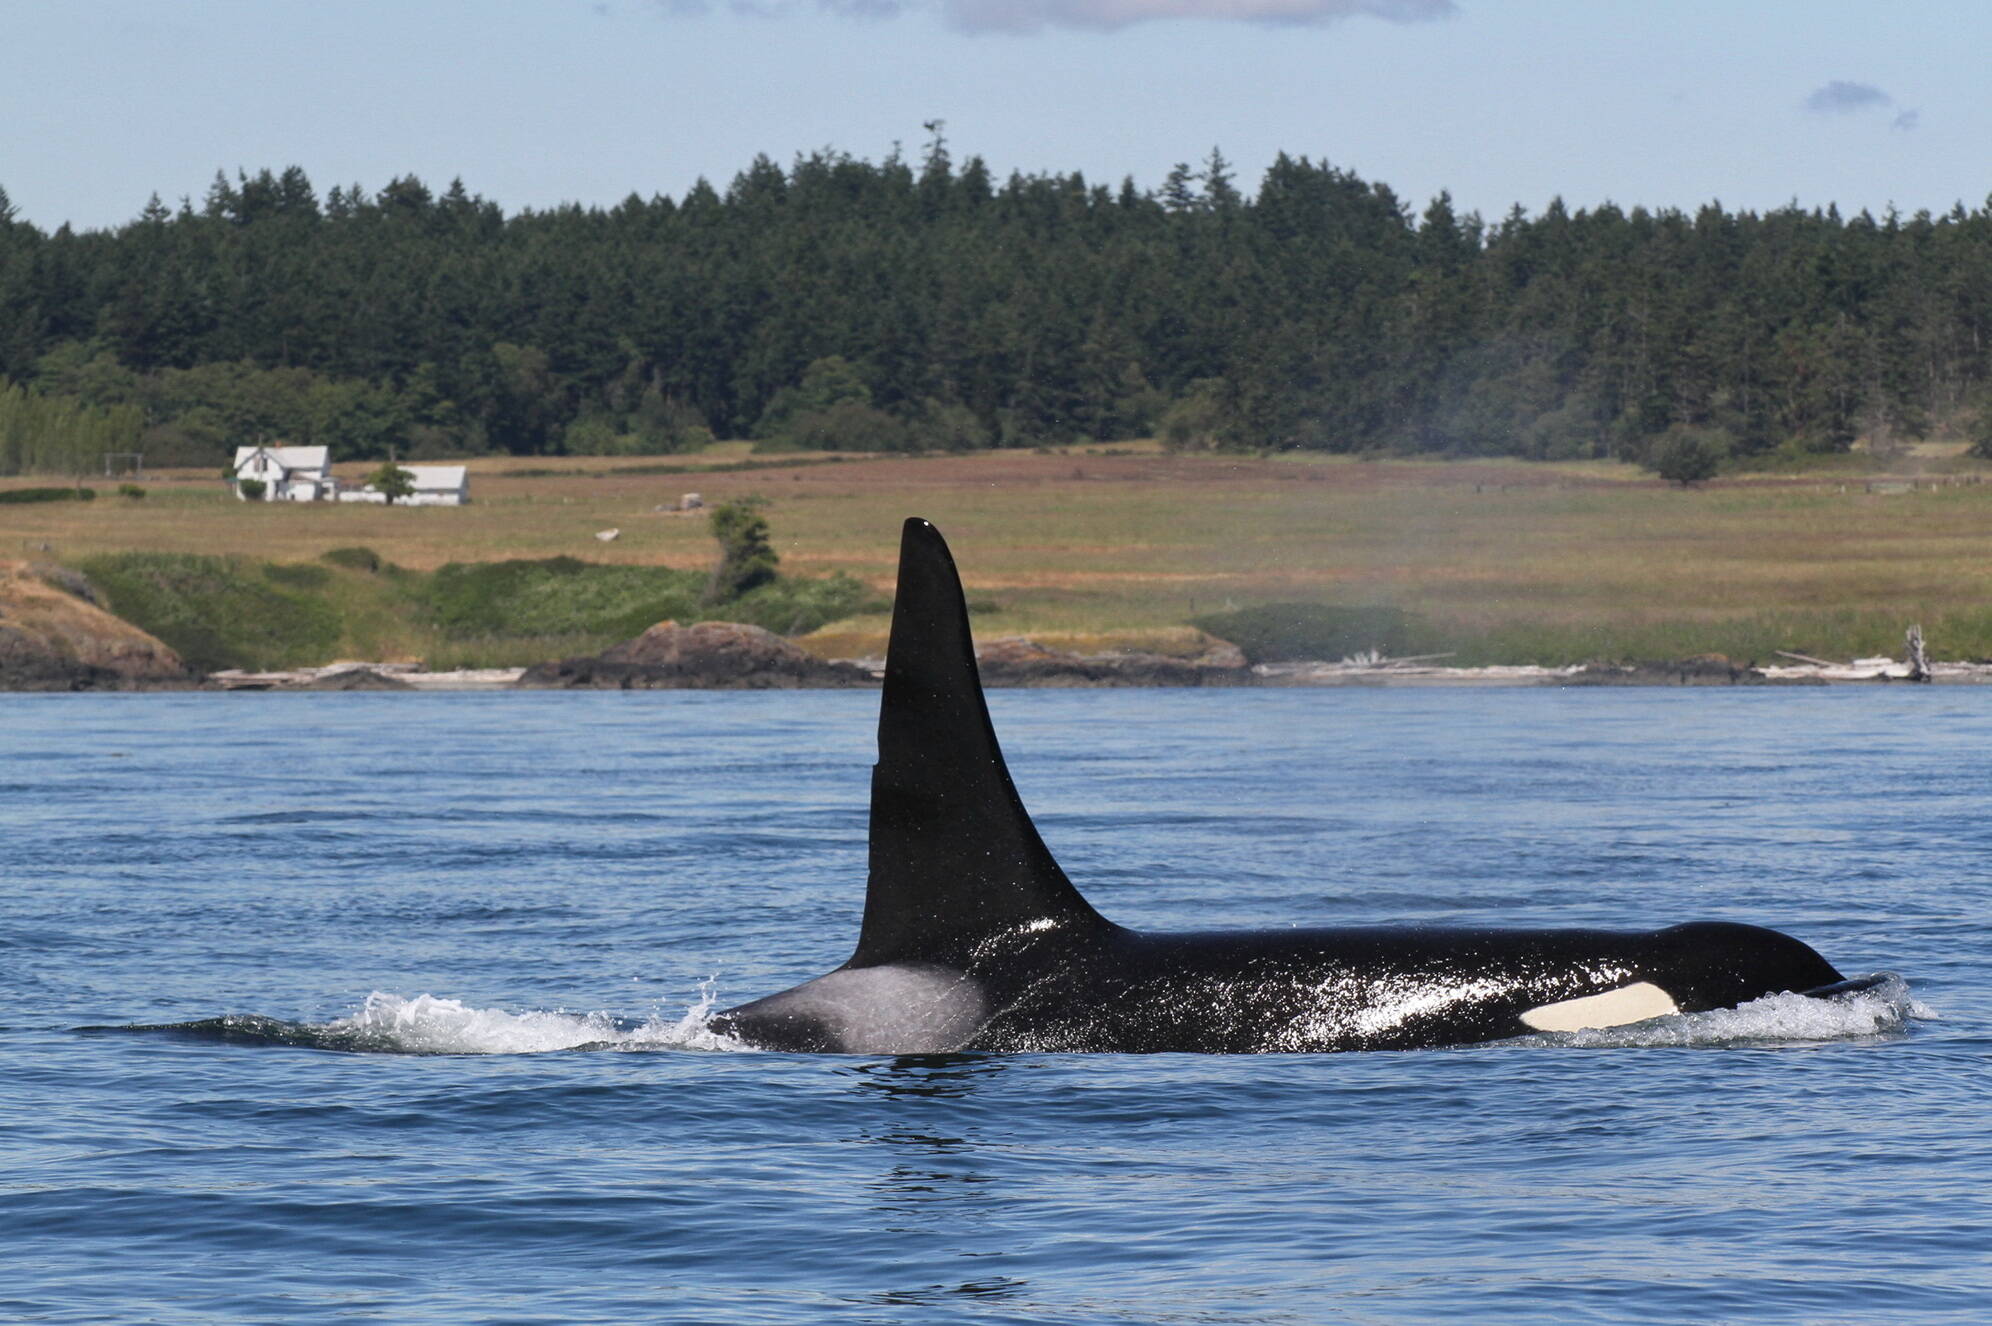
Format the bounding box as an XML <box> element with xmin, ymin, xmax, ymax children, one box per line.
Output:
<box><xmin>969</xmin><ymin>636</ymin><xmax>1252</xmax><ymax>687</ymax></box>
<box><xmin>515</xmin><ymin>620</ymin><xmax>874</xmax><ymax>689</ymax></box>
<box><xmin>6</xmin><ymin>560</ymin><xmax>1987</xmax><ymax>692</ymax></box>
<box><xmin>191</xmin><ymin>644</ymin><xmax>1992</xmax><ymax>691</ymax></box>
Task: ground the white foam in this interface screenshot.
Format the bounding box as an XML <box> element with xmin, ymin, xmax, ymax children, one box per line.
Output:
<box><xmin>312</xmin><ymin>975</ymin><xmax>1933</xmax><ymax>1056</ymax></box>
<box><xmin>322</xmin><ymin>983</ymin><xmax>752</xmax><ymax>1055</ymax></box>
<box><xmin>1542</xmin><ymin>974</ymin><xmax>1934</xmax><ymax>1050</ymax></box>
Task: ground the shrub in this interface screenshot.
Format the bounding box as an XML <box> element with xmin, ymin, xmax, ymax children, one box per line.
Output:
<box><xmin>1190</xmin><ymin>603</ymin><xmax>1420</xmax><ymax>664</ymax></box>
<box><xmin>419</xmin><ymin>548</ymin><xmax>880</xmax><ymax>647</ymax></box>
<box><xmin>262</xmin><ymin>562</ymin><xmax>331</xmax><ymax>590</ymax></box>
<box><xmin>321</xmin><ymin>546</ymin><xmax>387</xmax><ymax>573</ymax></box>
<box><xmin>728</xmin><ymin>571</ymin><xmax>890</xmax><ymax>636</ymax></box>
<box><xmin>705</xmin><ymin>500</ymin><xmax>779</xmax><ymax>602</ymax></box>
<box><xmin>916</xmin><ymin>398</ymin><xmax>993</xmax><ymax>451</ymax></box>
<box><xmin>1159</xmin><ymin>380</ymin><xmax>1227</xmax><ymax>452</ymax></box>
<box><xmin>117</xmin><ymin>483</ymin><xmax>146</xmax><ymax>499</ymax></box>
<box><xmin>566</xmin><ymin>394</ymin><xmax>715</xmax><ymax>457</ymax></box>
<box><xmin>635</xmin><ymin>393</ymin><xmax>716</xmax><ymax>454</ymax></box>
<box><xmin>423</xmin><ymin>557</ymin><xmax>706</xmax><ymax>640</ymax></box>
<box><xmin>0</xmin><ymin>485</ymin><xmax>95</xmax><ymax>503</ymax></box>
<box><xmin>1648</xmin><ymin>426</ymin><xmax>1728</xmax><ymax>486</ymax></box>
<box><xmin>1523</xmin><ymin>397</ymin><xmax>1606</xmax><ymax>460</ymax></box>
<box><xmin>1968</xmin><ymin>390</ymin><xmax>1992</xmax><ymax>460</ymax></box>
<box><xmin>560</xmin><ymin>415</ymin><xmax>621</xmax><ymax>455</ymax></box>
<box><xmin>754</xmin><ymin>355</ymin><xmax>873</xmax><ymax>439</ymax></box>
<box><xmin>235</xmin><ymin>478</ymin><xmax>266</xmax><ymax>500</ymax></box>
<box><xmin>365</xmin><ymin>463</ymin><xmax>415</xmax><ymax>504</ymax></box>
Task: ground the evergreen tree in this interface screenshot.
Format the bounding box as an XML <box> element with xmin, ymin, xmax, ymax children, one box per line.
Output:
<box><xmin>705</xmin><ymin>499</ymin><xmax>778</xmax><ymax>603</ymax></box>
<box><xmin>3</xmin><ymin>148</ymin><xmax>1991</xmax><ymax>467</ymax></box>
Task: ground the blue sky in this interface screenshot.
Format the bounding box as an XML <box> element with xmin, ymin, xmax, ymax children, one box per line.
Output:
<box><xmin>4</xmin><ymin>0</ymin><xmax>1987</xmax><ymax>231</ymax></box>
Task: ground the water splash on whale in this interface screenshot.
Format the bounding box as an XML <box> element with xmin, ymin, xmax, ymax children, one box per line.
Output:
<box><xmin>95</xmin><ymin>974</ymin><xmax>1929</xmax><ymax>1056</ymax></box>
<box><xmin>1530</xmin><ymin>972</ymin><xmax>1931</xmax><ymax>1050</ymax></box>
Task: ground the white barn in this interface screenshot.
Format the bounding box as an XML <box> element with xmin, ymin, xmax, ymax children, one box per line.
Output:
<box><xmin>405</xmin><ymin>465</ymin><xmax>469</xmax><ymax>506</ymax></box>
<box><xmin>231</xmin><ymin>445</ymin><xmax>331</xmax><ymax>501</ymax></box>
<box><xmin>335</xmin><ymin>465</ymin><xmax>470</xmax><ymax>506</ymax></box>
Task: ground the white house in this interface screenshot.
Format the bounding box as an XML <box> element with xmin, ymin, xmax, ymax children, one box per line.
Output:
<box><xmin>231</xmin><ymin>445</ymin><xmax>331</xmax><ymax>501</ymax></box>
<box><xmin>335</xmin><ymin>465</ymin><xmax>470</xmax><ymax>506</ymax></box>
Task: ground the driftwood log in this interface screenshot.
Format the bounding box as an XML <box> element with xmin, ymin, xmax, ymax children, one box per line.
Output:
<box><xmin>1906</xmin><ymin>625</ymin><xmax>1931</xmax><ymax>683</ymax></box>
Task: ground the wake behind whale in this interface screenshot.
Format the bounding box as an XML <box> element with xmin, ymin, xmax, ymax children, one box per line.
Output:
<box><xmin>95</xmin><ymin>991</ymin><xmax>736</xmax><ymax>1055</ymax></box>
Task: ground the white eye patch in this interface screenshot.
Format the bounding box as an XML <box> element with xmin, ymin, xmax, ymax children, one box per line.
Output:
<box><xmin>1521</xmin><ymin>982</ymin><xmax>1680</xmax><ymax>1033</ymax></box>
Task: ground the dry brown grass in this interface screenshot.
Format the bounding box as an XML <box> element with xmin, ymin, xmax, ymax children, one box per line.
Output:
<box><xmin>0</xmin><ymin>560</ymin><xmax>186</xmax><ymax>677</ymax></box>
<box><xmin>8</xmin><ymin>447</ymin><xmax>1992</xmax><ymax>661</ymax></box>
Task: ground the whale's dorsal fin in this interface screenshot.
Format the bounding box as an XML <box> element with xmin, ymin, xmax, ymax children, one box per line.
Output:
<box><xmin>851</xmin><ymin>519</ymin><xmax>1112</xmax><ymax>967</ymax></box>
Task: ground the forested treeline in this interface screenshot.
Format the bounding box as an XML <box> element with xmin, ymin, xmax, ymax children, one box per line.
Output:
<box><xmin>4</xmin><ymin>138</ymin><xmax>1992</xmax><ymax>475</ymax></box>
<box><xmin>0</xmin><ymin>377</ymin><xmax>142</xmax><ymax>477</ymax></box>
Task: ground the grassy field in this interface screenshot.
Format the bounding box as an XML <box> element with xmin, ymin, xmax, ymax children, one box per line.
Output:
<box><xmin>8</xmin><ymin>442</ymin><xmax>1992</xmax><ymax>666</ymax></box>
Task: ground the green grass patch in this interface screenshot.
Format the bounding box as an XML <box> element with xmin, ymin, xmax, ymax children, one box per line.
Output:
<box><xmin>726</xmin><ymin>571</ymin><xmax>889</xmax><ymax>637</ymax></box>
<box><xmin>64</xmin><ymin>546</ymin><xmax>886</xmax><ymax>673</ymax></box>
<box><xmin>1188</xmin><ymin>599</ymin><xmax>1992</xmax><ymax>668</ymax></box>
<box><xmin>1191</xmin><ymin>603</ymin><xmax>1422</xmax><ymax>663</ymax></box>
<box><xmin>417</xmin><ymin>633</ymin><xmax>624</xmax><ymax>670</ymax></box>
<box><xmin>423</xmin><ymin>558</ymin><xmax>709</xmax><ymax>641</ymax></box>
<box><xmin>1184</xmin><ymin>601</ymin><xmax>1992</xmax><ymax>669</ymax></box>
<box><xmin>418</xmin><ymin>557</ymin><xmax>888</xmax><ymax>654</ymax></box>
<box><xmin>261</xmin><ymin>562</ymin><xmax>332</xmax><ymax>591</ymax></box>
<box><xmin>80</xmin><ymin>552</ymin><xmax>344</xmax><ymax>672</ymax></box>
<box><xmin>1429</xmin><ymin>610</ymin><xmax>1992</xmax><ymax>668</ymax></box>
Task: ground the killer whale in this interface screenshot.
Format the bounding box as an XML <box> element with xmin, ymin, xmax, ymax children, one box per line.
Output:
<box><xmin>712</xmin><ymin>518</ymin><xmax>1865</xmax><ymax>1054</ymax></box>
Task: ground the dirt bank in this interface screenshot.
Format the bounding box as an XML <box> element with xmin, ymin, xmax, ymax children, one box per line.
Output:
<box><xmin>0</xmin><ymin>561</ymin><xmax>198</xmax><ymax>690</ymax></box>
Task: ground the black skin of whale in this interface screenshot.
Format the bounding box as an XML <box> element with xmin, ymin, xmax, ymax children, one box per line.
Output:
<box><xmin>711</xmin><ymin>518</ymin><xmax>1855</xmax><ymax>1055</ymax></box>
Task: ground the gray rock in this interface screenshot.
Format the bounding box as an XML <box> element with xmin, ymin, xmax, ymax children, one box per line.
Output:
<box><xmin>516</xmin><ymin>620</ymin><xmax>874</xmax><ymax>689</ymax></box>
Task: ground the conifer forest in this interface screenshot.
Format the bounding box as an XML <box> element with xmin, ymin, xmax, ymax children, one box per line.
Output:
<box><xmin>5</xmin><ymin>140</ymin><xmax>1992</xmax><ymax>475</ymax></box>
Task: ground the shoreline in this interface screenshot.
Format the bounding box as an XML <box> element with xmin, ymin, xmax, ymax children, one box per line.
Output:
<box><xmin>111</xmin><ymin>656</ymin><xmax>1992</xmax><ymax>692</ymax></box>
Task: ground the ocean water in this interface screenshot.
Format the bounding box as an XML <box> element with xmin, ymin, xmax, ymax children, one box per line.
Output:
<box><xmin>3</xmin><ymin>687</ymin><xmax>1987</xmax><ymax>1324</ymax></box>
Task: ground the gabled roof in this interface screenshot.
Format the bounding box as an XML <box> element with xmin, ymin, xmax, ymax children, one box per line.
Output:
<box><xmin>406</xmin><ymin>465</ymin><xmax>468</xmax><ymax>490</ymax></box>
<box><xmin>232</xmin><ymin>445</ymin><xmax>330</xmax><ymax>475</ymax></box>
